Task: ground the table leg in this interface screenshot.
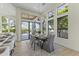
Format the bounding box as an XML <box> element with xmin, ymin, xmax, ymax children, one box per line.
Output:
<box><xmin>34</xmin><ymin>42</ymin><xmax>35</xmax><ymax>50</ymax></box>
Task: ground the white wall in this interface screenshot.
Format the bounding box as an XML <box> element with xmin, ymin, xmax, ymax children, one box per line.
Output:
<box><xmin>43</xmin><ymin>3</ymin><xmax>79</xmax><ymax>52</ymax></box>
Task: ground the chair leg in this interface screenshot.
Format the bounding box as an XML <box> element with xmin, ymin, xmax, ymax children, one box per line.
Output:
<box><xmin>10</xmin><ymin>49</ymin><xmax>14</xmax><ymax>56</ymax></box>
<box><xmin>31</xmin><ymin>41</ymin><xmax>34</xmax><ymax>48</ymax></box>
<box><xmin>14</xmin><ymin>43</ymin><xmax>16</xmax><ymax>48</ymax></box>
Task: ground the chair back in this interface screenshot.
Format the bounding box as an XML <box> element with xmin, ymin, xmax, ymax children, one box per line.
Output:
<box><xmin>47</xmin><ymin>33</ymin><xmax>55</xmax><ymax>52</ymax></box>
<box><xmin>30</xmin><ymin>35</ymin><xmax>36</xmax><ymax>43</ymax></box>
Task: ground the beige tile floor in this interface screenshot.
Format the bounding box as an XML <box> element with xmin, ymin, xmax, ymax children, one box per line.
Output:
<box><xmin>12</xmin><ymin>40</ymin><xmax>79</xmax><ymax>56</ymax></box>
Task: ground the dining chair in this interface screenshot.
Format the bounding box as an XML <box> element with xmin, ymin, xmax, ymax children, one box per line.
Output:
<box><xmin>30</xmin><ymin>34</ymin><xmax>41</xmax><ymax>50</ymax></box>
<box><xmin>43</xmin><ymin>33</ymin><xmax>55</xmax><ymax>53</ymax></box>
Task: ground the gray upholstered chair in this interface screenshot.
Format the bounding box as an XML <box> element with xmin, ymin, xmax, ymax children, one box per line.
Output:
<box><xmin>43</xmin><ymin>33</ymin><xmax>55</xmax><ymax>53</ymax></box>
<box><xmin>30</xmin><ymin>35</ymin><xmax>41</xmax><ymax>50</ymax></box>
<box><xmin>30</xmin><ymin>35</ymin><xmax>36</xmax><ymax>46</ymax></box>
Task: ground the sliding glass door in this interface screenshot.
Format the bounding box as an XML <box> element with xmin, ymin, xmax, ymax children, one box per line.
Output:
<box><xmin>21</xmin><ymin>21</ymin><xmax>41</xmax><ymax>40</ymax></box>
<box><xmin>21</xmin><ymin>21</ymin><xmax>29</xmax><ymax>40</ymax></box>
<box><xmin>21</xmin><ymin>21</ymin><xmax>34</xmax><ymax>40</ymax></box>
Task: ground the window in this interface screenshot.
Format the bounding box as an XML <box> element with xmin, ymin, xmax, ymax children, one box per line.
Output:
<box><xmin>48</xmin><ymin>11</ymin><xmax>54</xmax><ymax>19</ymax></box>
<box><xmin>48</xmin><ymin>19</ymin><xmax>54</xmax><ymax>33</ymax></box>
<box><xmin>48</xmin><ymin>10</ymin><xmax>54</xmax><ymax>34</ymax></box>
<box><xmin>9</xmin><ymin>19</ymin><xmax>16</xmax><ymax>33</ymax></box>
<box><xmin>2</xmin><ymin>16</ymin><xmax>9</xmax><ymax>32</ymax></box>
<box><xmin>57</xmin><ymin>15</ymin><xmax>68</xmax><ymax>39</ymax></box>
<box><xmin>35</xmin><ymin>22</ymin><xmax>41</xmax><ymax>33</ymax></box>
<box><xmin>1</xmin><ymin>16</ymin><xmax>16</xmax><ymax>33</ymax></box>
<box><xmin>57</xmin><ymin>3</ymin><xmax>68</xmax><ymax>15</ymax></box>
<box><xmin>57</xmin><ymin>3</ymin><xmax>68</xmax><ymax>39</ymax></box>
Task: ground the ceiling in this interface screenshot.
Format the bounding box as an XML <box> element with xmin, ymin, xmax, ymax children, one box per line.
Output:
<box><xmin>12</xmin><ymin>3</ymin><xmax>54</xmax><ymax>14</ymax></box>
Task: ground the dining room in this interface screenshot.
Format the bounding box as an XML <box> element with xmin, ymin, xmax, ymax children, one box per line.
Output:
<box><xmin>0</xmin><ymin>3</ymin><xmax>79</xmax><ymax>56</ymax></box>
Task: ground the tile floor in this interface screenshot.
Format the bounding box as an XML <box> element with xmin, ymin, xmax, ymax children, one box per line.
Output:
<box><xmin>12</xmin><ymin>40</ymin><xmax>79</xmax><ymax>56</ymax></box>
